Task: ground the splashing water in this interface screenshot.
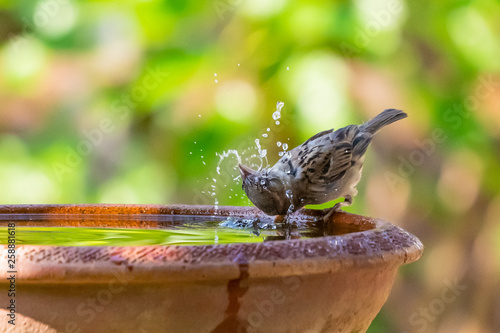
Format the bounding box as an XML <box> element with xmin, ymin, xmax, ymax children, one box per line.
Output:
<box><xmin>216</xmin><ymin>149</ymin><xmax>242</xmax><ymax>178</ymax></box>
<box><xmin>285</xmin><ymin>189</ymin><xmax>295</xmax><ymax>215</ymax></box>
<box><xmin>278</xmin><ymin>141</ymin><xmax>289</xmax><ymax>157</ymax></box>
<box><xmin>199</xmin><ymin>101</ymin><xmax>287</xmax><ymax>215</ymax></box>
<box><xmin>273</xmin><ymin>102</ymin><xmax>284</xmax><ymax>125</ymax></box>
<box><xmin>254</xmin><ymin>139</ymin><xmax>267</xmax><ymax>160</ymax></box>
<box><xmin>273</xmin><ymin>102</ymin><xmax>284</xmax><ymax>120</ymax></box>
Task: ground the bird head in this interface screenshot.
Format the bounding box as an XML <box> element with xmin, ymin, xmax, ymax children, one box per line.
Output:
<box><xmin>238</xmin><ymin>163</ymin><xmax>290</xmax><ymax>216</ymax></box>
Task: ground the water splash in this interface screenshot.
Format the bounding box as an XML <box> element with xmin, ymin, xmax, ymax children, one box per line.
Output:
<box><xmin>273</xmin><ymin>102</ymin><xmax>284</xmax><ymax>125</ymax></box>
<box><xmin>285</xmin><ymin>189</ymin><xmax>295</xmax><ymax>215</ymax></box>
<box><xmin>220</xmin><ymin>217</ymin><xmax>276</xmax><ymax>231</ymax></box>
<box><xmin>216</xmin><ymin>149</ymin><xmax>241</xmax><ymax>176</ymax></box>
<box><xmin>278</xmin><ymin>141</ymin><xmax>289</xmax><ymax>157</ymax></box>
<box><xmin>273</xmin><ymin>102</ymin><xmax>283</xmax><ymax>120</ymax></box>
<box><xmin>200</xmin><ymin>101</ymin><xmax>286</xmax><ymax>209</ymax></box>
<box><xmin>254</xmin><ymin>139</ymin><xmax>267</xmax><ymax>159</ymax></box>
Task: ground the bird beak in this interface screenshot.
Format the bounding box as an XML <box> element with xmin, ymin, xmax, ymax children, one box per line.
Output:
<box><xmin>238</xmin><ymin>164</ymin><xmax>256</xmax><ymax>182</ymax></box>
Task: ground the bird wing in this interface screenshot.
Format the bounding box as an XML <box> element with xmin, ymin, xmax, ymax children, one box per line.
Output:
<box><xmin>302</xmin><ymin>127</ymin><xmax>355</xmax><ymax>187</ymax></box>
<box><xmin>274</xmin><ymin>126</ymin><xmax>358</xmax><ymax>187</ymax></box>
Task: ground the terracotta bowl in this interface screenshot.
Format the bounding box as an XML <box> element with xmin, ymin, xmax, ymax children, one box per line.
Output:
<box><xmin>0</xmin><ymin>204</ymin><xmax>423</xmax><ymax>333</ymax></box>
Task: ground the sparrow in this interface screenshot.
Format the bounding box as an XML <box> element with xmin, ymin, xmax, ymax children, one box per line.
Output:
<box><xmin>239</xmin><ymin>108</ymin><xmax>407</xmax><ymax>217</ymax></box>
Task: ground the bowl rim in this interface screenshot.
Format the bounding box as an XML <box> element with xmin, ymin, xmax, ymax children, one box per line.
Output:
<box><xmin>0</xmin><ymin>204</ymin><xmax>423</xmax><ymax>284</ymax></box>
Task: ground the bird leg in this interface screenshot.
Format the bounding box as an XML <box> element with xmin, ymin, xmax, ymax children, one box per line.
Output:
<box><xmin>323</xmin><ymin>195</ymin><xmax>353</xmax><ymax>222</ymax></box>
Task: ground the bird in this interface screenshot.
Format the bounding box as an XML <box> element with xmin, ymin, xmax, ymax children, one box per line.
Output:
<box><xmin>239</xmin><ymin>108</ymin><xmax>407</xmax><ymax>218</ymax></box>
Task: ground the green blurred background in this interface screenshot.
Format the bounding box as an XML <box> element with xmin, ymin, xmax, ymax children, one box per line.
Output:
<box><xmin>1</xmin><ymin>0</ymin><xmax>499</xmax><ymax>332</ymax></box>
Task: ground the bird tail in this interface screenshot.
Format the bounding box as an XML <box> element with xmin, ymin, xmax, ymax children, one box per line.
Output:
<box><xmin>359</xmin><ymin>109</ymin><xmax>407</xmax><ymax>134</ymax></box>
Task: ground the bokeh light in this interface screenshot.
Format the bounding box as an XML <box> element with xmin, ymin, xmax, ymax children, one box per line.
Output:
<box><xmin>0</xmin><ymin>0</ymin><xmax>499</xmax><ymax>331</ymax></box>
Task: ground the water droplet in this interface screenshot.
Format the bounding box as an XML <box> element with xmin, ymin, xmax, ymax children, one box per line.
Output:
<box><xmin>262</xmin><ymin>133</ymin><xmax>268</xmax><ymax>138</ymax></box>
<box><xmin>189</xmin><ymin>152</ymin><xmax>192</xmax><ymax>154</ymax></box>
<box><xmin>215</xmin><ymin>79</ymin><xmax>218</xmax><ymax>83</ymax></box>
<box><xmin>272</xmin><ymin>102</ymin><xmax>284</xmax><ymax>122</ymax></box>
<box><xmin>278</xmin><ymin>152</ymin><xmax>284</xmax><ymax>157</ymax></box>
<box><xmin>254</xmin><ymin>139</ymin><xmax>268</xmax><ymax>161</ymax></box>
<box><xmin>275</xmin><ymin>120</ymin><xmax>280</xmax><ymax>125</ymax></box>
<box><xmin>214</xmin><ymin>73</ymin><xmax>217</xmax><ymax>77</ymax></box>
<box><xmin>237</xmin><ymin>64</ymin><xmax>240</xmax><ymax>66</ymax></box>
<box><xmin>277</xmin><ymin>141</ymin><xmax>282</xmax><ymax>147</ymax></box>
<box><xmin>201</xmin><ymin>155</ymin><xmax>204</xmax><ymax>158</ymax></box>
<box><xmin>215</xmin><ymin>149</ymin><xmax>242</xmax><ymax>177</ymax></box>
<box><xmin>266</xmin><ymin>127</ymin><xmax>270</xmax><ymax>132</ymax></box>
<box><xmin>286</xmin><ymin>67</ymin><xmax>289</xmax><ymax>70</ymax></box>
<box><xmin>198</xmin><ymin>114</ymin><xmax>201</xmax><ymax>117</ymax></box>
<box><xmin>212</xmin><ymin>178</ymin><xmax>217</xmax><ymax>183</ymax></box>
<box><xmin>282</xmin><ymin>143</ymin><xmax>288</xmax><ymax>150</ymax></box>
<box><xmin>202</xmin><ymin>161</ymin><xmax>206</xmax><ymax>165</ymax></box>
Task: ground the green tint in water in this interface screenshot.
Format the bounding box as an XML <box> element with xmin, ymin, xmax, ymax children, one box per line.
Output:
<box><xmin>0</xmin><ymin>226</ymin><xmax>266</xmax><ymax>246</ymax></box>
<box><xmin>0</xmin><ymin>215</ymin><xmax>365</xmax><ymax>246</ymax></box>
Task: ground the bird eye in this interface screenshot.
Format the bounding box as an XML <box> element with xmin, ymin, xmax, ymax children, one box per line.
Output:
<box><xmin>260</xmin><ymin>179</ymin><xmax>266</xmax><ymax>186</ymax></box>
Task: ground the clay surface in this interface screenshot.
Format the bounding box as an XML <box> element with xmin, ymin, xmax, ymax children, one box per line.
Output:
<box><xmin>0</xmin><ymin>204</ymin><xmax>423</xmax><ymax>333</ymax></box>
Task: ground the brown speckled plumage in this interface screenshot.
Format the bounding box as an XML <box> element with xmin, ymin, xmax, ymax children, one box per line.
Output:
<box><xmin>239</xmin><ymin>109</ymin><xmax>407</xmax><ymax>216</ymax></box>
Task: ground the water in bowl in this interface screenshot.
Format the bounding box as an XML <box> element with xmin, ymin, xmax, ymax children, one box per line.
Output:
<box><xmin>0</xmin><ymin>213</ymin><xmax>366</xmax><ymax>247</ymax></box>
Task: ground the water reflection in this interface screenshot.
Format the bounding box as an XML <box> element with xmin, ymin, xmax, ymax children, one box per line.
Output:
<box><xmin>0</xmin><ymin>214</ymin><xmax>368</xmax><ymax>246</ymax></box>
